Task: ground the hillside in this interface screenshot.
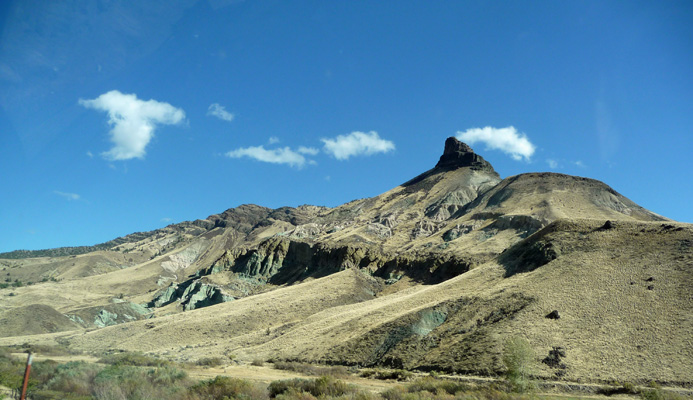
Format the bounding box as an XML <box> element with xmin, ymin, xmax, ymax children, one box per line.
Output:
<box><xmin>0</xmin><ymin>137</ymin><xmax>689</xmax><ymax>386</ymax></box>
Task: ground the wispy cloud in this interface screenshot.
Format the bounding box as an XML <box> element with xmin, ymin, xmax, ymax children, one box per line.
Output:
<box><xmin>54</xmin><ymin>191</ymin><xmax>80</xmax><ymax>201</ymax></box>
<box><xmin>226</xmin><ymin>146</ymin><xmax>313</xmax><ymax>168</ymax></box>
<box><xmin>547</xmin><ymin>159</ymin><xmax>558</xmax><ymax>169</ymax></box>
<box><xmin>321</xmin><ymin>131</ymin><xmax>395</xmax><ymax>160</ymax></box>
<box><xmin>79</xmin><ymin>90</ymin><xmax>185</xmax><ymax>160</ymax></box>
<box><xmin>297</xmin><ymin>146</ymin><xmax>319</xmax><ymax>155</ymax></box>
<box><xmin>207</xmin><ymin>103</ymin><xmax>234</xmax><ymax>122</ymax></box>
<box><xmin>268</xmin><ymin>136</ymin><xmax>280</xmax><ymax>144</ymax></box>
<box><xmin>161</xmin><ymin>217</ymin><xmax>172</xmax><ymax>223</ymax></box>
<box><xmin>0</xmin><ymin>63</ymin><xmax>21</xmax><ymax>83</ymax></box>
<box><xmin>595</xmin><ymin>99</ymin><xmax>620</xmax><ymax>161</ymax></box>
<box><xmin>456</xmin><ymin>126</ymin><xmax>535</xmax><ymax>161</ymax></box>
<box><xmin>86</xmin><ymin>151</ymin><xmax>94</xmax><ymax>158</ymax></box>
<box><xmin>574</xmin><ymin>160</ymin><xmax>586</xmax><ymax>168</ymax></box>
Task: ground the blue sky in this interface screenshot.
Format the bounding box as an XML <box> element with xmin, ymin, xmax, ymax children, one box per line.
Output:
<box><xmin>1</xmin><ymin>1</ymin><xmax>691</xmax><ymax>252</ymax></box>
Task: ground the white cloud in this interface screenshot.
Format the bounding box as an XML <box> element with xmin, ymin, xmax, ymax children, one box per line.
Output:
<box><xmin>226</xmin><ymin>145</ymin><xmax>312</xmax><ymax>168</ymax></box>
<box><xmin>79</xmin><ymin>90</ymin><xmax>185</xmax><ymax>160</ymax></box>
<box><xmin>207</xmin><ymin>103</ymin><xmax>235</xmax><ymax>122</ymax></box>
<box><xmin>321</xmin><ymin>131</ymin><xmax>395</xmax><ymax>160</ymax></box>
<box><xmin>161</xmin><ymin>217</ymin><xmax>172</xmax><ymax>223</ymax></box>
<box><xmin>456</xmin><ymin>126</ymin><xmax>535</xmax><ymax>161</ymax></box>
<box><xmin>297</xmin><ymin>146</ymin><xmax>319</xmax><ymax>155</ymax></box>
<box><xmin>547</xmin><ymin>159</ymin><xmax>558</xmax><ymax>169</ymax></box>
<box><xmin>574</xmin><ymin>160</ymin><xmax>586</xmax><ymax>168</ymax></box>
<box><xmin>268</xmin><ymin>136</ymin><xmax>280</xmax><ymax>144</ymax></box>
<box><xmin>54</xmin><ymin>191</ymin><xmax>80</xmax><ymax>201</ymax></box>
<box><xmin>86</xmin><ymin>151</ymin><xmax>93</xmax><ymax>158</ymax></box>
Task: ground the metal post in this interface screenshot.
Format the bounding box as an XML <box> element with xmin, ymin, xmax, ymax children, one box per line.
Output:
<box><xmin>19</xmin><ymin>352</ymin><xmax>32</xmax><ymax>400</ymax></box>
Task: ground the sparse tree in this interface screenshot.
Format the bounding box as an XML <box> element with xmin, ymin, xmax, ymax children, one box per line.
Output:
<box><xmin>503</xmin><ymin>335</ymin><xmax>536</xmax><ymax>392</ymax></box>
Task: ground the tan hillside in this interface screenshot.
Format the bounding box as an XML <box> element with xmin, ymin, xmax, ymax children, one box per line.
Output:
<box><xmin>0</xmin><ymin>137</ymin><xmax>690</xmax><ymax>387</ymax></box>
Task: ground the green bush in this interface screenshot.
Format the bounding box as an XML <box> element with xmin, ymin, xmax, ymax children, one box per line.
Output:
<box><xmin>30</xmin><ymin>359</ymin><xmax>61</xmax><ymax>387</ymax></box>
<box><xmin>0</xmin><ymin>356</ymin><xmax>23</xmax><ymax>390</ymax></box>
<box><xmin>45</xmin><ymin>361</ymin><xmax>100</xmax><ymax>396</ymax></box>
<box><xmin>98</xmin><ymin>351</ymin><xmax>169</xmax><ymax>367</ymax></box>
<box><xmin>149</xmin><ymin>365</ymin><xmax>188</xmax><ymax>385</ymax></box>
<box><xmin>268</xmin><ymin>376</ymin><xmax>355</xmax><ymax>398</ymax></box>
<box><xmin>1</xmin><ymin>353</ymin><xmax>192</xmax><ymax>400</ymax></box>
<box><xmin>92</xmin><ymin>364</ymin><xmax>188</xmax><ymax>400</ymax></box>
<box><xmin>28</xmin><ymin>389</ymin><xmax>93</xmax><ymax>400</ymax></box>
<box><xmin>405</xmin><ymin>377</ymin><xmax>470</xmax><ymax>395</ymax></box>
<box><xmin>195</xmin><ymin>357</ymin><xmax>225</xmax><ymax>368</ymax></box>
<box><xmin>502</xmin><ymin>336</ymin><xmax>535</xmax><ymax>393</ymax></box>
<box><xmin>383</xmin><ymin>383</ymin><xmax>533</xmax><ymax>400</ymax></box>
<box><xmin>360</xmin><ymin>368</ymin><xmax>412</xmax><ymax>381</ymax></box>
<box><xmin>640</xmin><ymin>388</ymin><xmax>686</xmax><ymax>400</ymax></box>
<box><xmin>187</xmin><ymin>375</ymin><xmax>267</xmax><ymax>400</ymax></box>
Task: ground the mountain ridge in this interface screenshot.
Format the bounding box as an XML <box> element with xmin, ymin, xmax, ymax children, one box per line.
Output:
<box><xmin>1</xmin><ymin>137</ymin><xmax>690</xmax><ymax>386</ymax></box>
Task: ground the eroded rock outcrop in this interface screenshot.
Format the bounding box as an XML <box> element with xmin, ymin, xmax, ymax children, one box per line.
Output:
<box><xmin>435</xmin><ymin>137</ymin><xmax>495</xmax><ymax>171</ymax></box>
<box><xmin>148</xmin><ymin>280</ymin><xmax>234</xmax><ymax>310</ymax></box>
<box><xmin>147</xmin><ymin>235</ymin><xmax>488</xmax><ymax>311</ymax></box>
<box><xmin>66</xmin><ymin>301</ymin><xmax>151</xmax><ymax>329</ymax></box>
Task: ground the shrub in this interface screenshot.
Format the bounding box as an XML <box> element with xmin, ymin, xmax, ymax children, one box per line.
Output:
<box><xmin>21</xmin><ymin>343</ymin><xmax>76</xmax><ymax>356</ymax></box>
<box><xmin>381</xmin><ymin>386</ymin><xmax>407</xmax><ymax>400</ymax></box>
<box><xmin>29</xmin><ymin>389</ymin><xmax>93</xmax><ymax>400</ymax></box>
<box><xmin>30</xmin><ymin>359</ymin><xmax>61</xmax><ymax>387</ymax></box>
<box><xmin>0</xmin><ymin>346</ymin><xmax>13</xmax><ymax>359</ymax></box>
<box><xmin>405</xmin><ymin>377</ymin><xmax>470</xmax><ymax>395</ymax></box>
<box><xmin>502</xmin><ymin>336</ymin><xmax>535</xmax><ymax>393</ymax></box>
<box><xmin>0</xmin><ymin>355</ymin><xmax>24</xmax><ymax>389</ymax></box>
<box><xmin>273</xmin><ymin>391</ymin><xmax>318</xmax><ymax>400</ymax></box>
<box><xmin>251</xmin><ymin>359</ymin><xmax>265</xmax><ymax>367</ymax></box>
<box><xmin>99</xmin><ymin>351</ymin><xmax>169</xmax><ymax>367</ymax></box>
<box><xmin>45</xmin><ymin>361</ymin><xmax>100</xmax><ymax>396</ymax></box>
<box><xmin>93</xmin><ymin>364</ymin><xmax>188</xmax><ymax>400</ymax></box>
<box><xmin>187</xmin><ymin>375</ymin><xmax>267</xmax><ymax>400</ymax></box>
<box><xmin>273</xmin><ymin>361</ymin><xmax>349</xmax><ymax>377</ymax></box>
<box><xmin>268</xmin><ymin>376</ymin><xmax>356</xmax><ymax>398</ymax></box>
<box><xmin>360</xmin><ymin>368</ymin><xmax>412</xmax><ymax>381</ymax></box>
<box><xmin>640</xmin><ymin>388</ymin><xmax>686</xmax><ymax>400</ymax></box>
<box><xmin>195</xmin><ymin>357</ymin><xmax>225</xmax><ymax>368</ymax></box>
<box><xmin>383</xmin><ymin>383</ymin><xmax>534</xmax><ymax>400</ymax></box>
<box><xmin>148</xmin><ymin>365</ymin><xmax>187</xmax><ymax>385</ymax></box>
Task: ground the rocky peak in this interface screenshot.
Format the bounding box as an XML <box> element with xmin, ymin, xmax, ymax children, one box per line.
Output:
<box><xmin>435</xmin><ymin>137</ymin><xmax>495</xmax><ymax>172</ymax></box>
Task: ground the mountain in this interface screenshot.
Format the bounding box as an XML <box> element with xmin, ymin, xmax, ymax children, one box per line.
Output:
<box><xmin>0</xmin><ymin>137</ymin><xmax>690</xmax><ymax>386</ymax></box>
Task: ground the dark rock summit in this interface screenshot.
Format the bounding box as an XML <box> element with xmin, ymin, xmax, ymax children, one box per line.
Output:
<box><xmin>435</xmin><ymin>137</ymin><xmax>494</xmax><ymax>171</ymax></box>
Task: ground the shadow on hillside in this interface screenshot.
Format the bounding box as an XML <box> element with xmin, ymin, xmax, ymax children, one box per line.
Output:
<box><xmin>498</xmin><ymin>229</ymin><xmax>560</xmax><ymax>278</ymax></box>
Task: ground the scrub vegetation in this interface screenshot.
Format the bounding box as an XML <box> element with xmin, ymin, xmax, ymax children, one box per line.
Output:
<box><xmin>1</xmin><ymin>347</ymin><xmax>687</xmax><ymax>400</ymax></box>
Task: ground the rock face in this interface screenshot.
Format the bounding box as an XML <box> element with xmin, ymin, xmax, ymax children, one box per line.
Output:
<box><xmin>66</xmin><ymin>301</ymin><xmax>151</xmax><ymax>329</ymax></box>
<box><xmin>180</xmin><ymin>282</ymin><xmax>233</xmax><ymax>311</ymax></box>
<box><xmin>435</xmin><ymin>137</ymin><xmax>494</xmax><ymax>171</ymax></box>
<box><xmin>149</xmin><ymin>280</ymin><xmax>234</xmax><ymax>311</ymax></box>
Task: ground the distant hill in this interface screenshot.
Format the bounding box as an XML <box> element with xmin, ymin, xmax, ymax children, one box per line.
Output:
<box><xmin>0</xmin><ymin>137</ymin><xmax>689</xmax><ymax>387</ymax></box>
